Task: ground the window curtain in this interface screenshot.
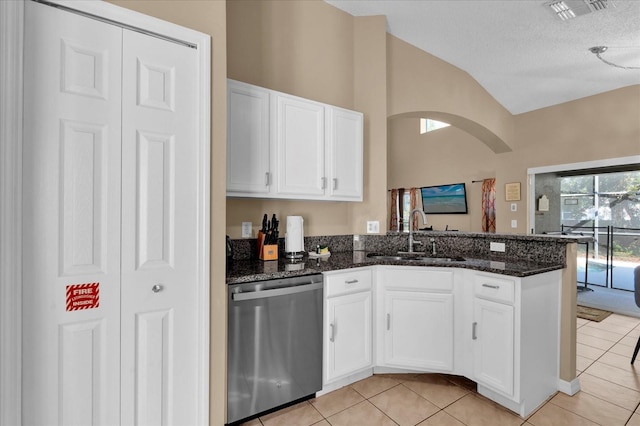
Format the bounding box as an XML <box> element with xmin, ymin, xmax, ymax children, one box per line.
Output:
<box><xmin>410</xmin><ymin>187</ymin><xmax>419</xmax><ymax>230</ymax></box>
<box><xmin>389</xmin><ymin>188</ymin><xmax>420</xmax><ymax>231</ymax></box>
<box><xmin>482</xmin><ymin>178</ymin><xmax>496</xmax><ymax>233</ymax></box>
<box><xmin>389</xmin><ymin>188</ymin><xmax>398</xmax><ymax>231</ymax></box>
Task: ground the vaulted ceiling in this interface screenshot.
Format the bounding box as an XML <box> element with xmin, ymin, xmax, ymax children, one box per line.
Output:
<box><xmin>325</xmin><ymin>0</ymin><xmax>640</xmax><ymax>114</ymax></box>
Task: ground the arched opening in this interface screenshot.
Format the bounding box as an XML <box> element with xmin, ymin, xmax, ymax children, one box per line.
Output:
<box><xmin>389</xmin><ymin>111</ymin><xmax>513</xmax><ymax>154</ymax></box>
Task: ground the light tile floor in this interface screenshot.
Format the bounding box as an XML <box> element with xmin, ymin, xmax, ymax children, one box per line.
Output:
<box><xmin>240</xmin><ymin>313</ymin><xmax>640</xmax><ymax>426</ymax></box>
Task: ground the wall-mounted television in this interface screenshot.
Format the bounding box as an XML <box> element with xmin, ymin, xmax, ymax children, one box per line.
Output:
<box><xmin>421</xmin><ymin>183</ymin><xmax>468</xmax><ymax>214</ymax></box>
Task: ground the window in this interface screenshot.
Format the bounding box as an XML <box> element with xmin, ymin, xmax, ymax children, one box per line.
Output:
<box><xmin>560</xmin><ymin>171</ymin><xmax>640</xmax><ymax>228</ymax></box>
<box><xmin>401</xmin><ymin>191</ymin><xmax>411</xmax><ymax>230</ymax></box>
<box><xmin>420</xmin><ymin>118</ymin><xmax>450</xmax><ymax>134</ymax></box>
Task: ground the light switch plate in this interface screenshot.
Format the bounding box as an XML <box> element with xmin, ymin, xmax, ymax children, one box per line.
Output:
<box><xmin>511</xmin><ymin>203</ymin><xmax>517</xmax><ymax>212</ymax></box>
<box><xmin>241</xmin><ymin>222</ymin><xmax>252</xmax><ymax>238</ymax></box>
<box><xmin>367</xmin><ymin>221</ymin><xmax>380</xmax><ymax>234</ymax></box>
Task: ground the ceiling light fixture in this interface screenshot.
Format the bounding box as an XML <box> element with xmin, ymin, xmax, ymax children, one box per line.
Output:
<box><xmin>545</xmin><ymin>0</ymin><xmax>615</xmax><ymax>21</ymax></box>
<box><xmin>588</xmin><ymin>46</ymin><xmax>640</xmax><ymax>70</ymax></box>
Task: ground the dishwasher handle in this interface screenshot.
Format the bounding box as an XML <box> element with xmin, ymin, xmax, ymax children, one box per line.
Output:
<box><xmin>231</xmin><ymin>281</ymin><xmax>323</xmax><ymax>301</ymax></box>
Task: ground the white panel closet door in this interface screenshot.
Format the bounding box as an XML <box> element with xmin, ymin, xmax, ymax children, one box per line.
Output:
<box><xmin>22</xmin><ymin>2</ymin><xmax>122</xmax><ymax>424</ymax></box>
<box><xmin>120</xmin><ymin>30</ymin><xmax>200</xmax><ymax>426</ymax></box>
<box><xmin>23</xmin><ymin>3</ymin><xmax>203</xmax><ymax>425</ymax></box>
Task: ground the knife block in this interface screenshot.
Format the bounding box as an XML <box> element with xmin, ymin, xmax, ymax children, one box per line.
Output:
<box><xmin>260</xmin><ymin>245</ymin><xmax>278</xmax><ymax>260</ymax></box>
<box><xmin>257</xmin><ymin>231</ymin><xmax>278</xmax><ymax>260</ymax></box>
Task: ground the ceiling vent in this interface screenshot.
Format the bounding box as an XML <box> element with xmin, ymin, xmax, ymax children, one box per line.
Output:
<box><xmin>545</xmin><ymin>0</ymin><xmax>615</xmax><ymax>21</ymax></box>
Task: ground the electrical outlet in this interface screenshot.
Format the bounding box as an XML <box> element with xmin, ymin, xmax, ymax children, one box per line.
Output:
<box><xmin>366</xmin><ymin>221</ymin><xmax>380</xmax><ymax>234</ymax></box>
<box><xmin>511</xmin><ymin>219</ymin><xmax>518</xmax><ymax>228</ymax></box>
<box><xmin>490</xmin><ymin>242</ymin><xmax>506</xmax><ymax>252</ymax></box>
<box><xmin>241</xmin><ymin>222</ymin><xmax>252</xmax><ymax>238</ymax></box>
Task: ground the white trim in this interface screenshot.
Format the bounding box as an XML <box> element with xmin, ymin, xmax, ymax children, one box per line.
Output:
<box><xmin>527</xmin><ymin>155</ymin><xmax>640</xmax><ymax>234</ymax></box>
<box><xmin>527</xmin><ymin>155</ymin><xmax>640</xmax><ymax>176</ymax></box>
<box><xmin>195</xmin><ymin>29</ymin><xmax>212</xmax><ymax>426</ymax></box>
<box><xmin>47</xmin><ymin>0</ymin><xmax>208</xmax><ymax>47</ymax></box>
<box><xmin>557</xmin><ymin>377</ymin><xmax>581</xmax><ymax>396</ymax></box>
<box><xmin>0</xmin><ymin>1</ymin><xmax>24</xmax><ymax>425</ymax></box>
<box><xmin>7</xmin><ymin>1</ymin><xmax>211</xmax><ymax>423</ymax></box>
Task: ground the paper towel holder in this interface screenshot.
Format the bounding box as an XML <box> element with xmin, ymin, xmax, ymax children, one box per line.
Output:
<box><xmin>285</xmin><ymin>215</ymin><xmax>305</xmax><ymax>259</ymax></box>
<box><xmin>285</xmin><ymin>251</ymin><xmax>304</xmax><ymax>260</ymax></box>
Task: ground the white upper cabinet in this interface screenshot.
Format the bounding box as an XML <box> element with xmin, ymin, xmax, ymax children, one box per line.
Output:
<box><xmin>227</xmin><ymin>80</ymin><xmax>272</xmax><ymax>195</ymax></box>
<box><xmin>226</xmin><ymin>79</ymin><xmax>363</xmax><ymax>201</ymax></box>
<box><xmin>275</xmin><ymin>93</ymin><xmax>326</xmax><ymax>197</ymax></box>
<box><xmin>327</xmin><ymin>107</ymin><xmax>363</xmax><ymax>200</ymax></box>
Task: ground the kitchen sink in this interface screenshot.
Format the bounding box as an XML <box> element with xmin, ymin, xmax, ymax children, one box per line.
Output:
<box><xmin>366</xmin><ymin>253</ymin><xmax>465</xmax><ymax>263</ymax></box>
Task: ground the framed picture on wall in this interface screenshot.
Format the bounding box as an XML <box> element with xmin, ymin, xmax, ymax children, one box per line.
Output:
<box><xmin>505</xmin><ymin>182</ymin><xmax>521</xmax><ymax>201</ymax></box>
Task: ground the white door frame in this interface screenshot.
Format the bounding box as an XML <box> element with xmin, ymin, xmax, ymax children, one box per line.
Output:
<box><xmin>0</xmin><ymin>2</ymin><xmax>24</xmax><ymax>425</ymax></box>
<box><xmin>527</xmin><ymin>155</ymin><xmax>640</xmax><ymax>234</ymax></box>
<box><xmin>0</xmin><ymin>1</ymin><xmax>211</xmax><ymax>424</ymax></box>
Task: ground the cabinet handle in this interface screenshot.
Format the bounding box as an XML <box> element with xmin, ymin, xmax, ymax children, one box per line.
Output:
<box><xmin>482</xmin><ymin>283</ymin><xmax>500</xmax><ymax>289</ymax></box>
<box><xmin>472</xmin><ymin>322</ymin><xmax>477</xmax><ymax>340</ymax></box>
<box><xmin>333</xmin><ymin>178</ymin><xmax>337</xmax><ymax>190</ymax></box>
<box><xmin>329</xmin><ymin>323</ymin><xmax>335</xmax><ymax>342</ymax></box>
<box><xmin>387</xmin><ymin>313</ymin><xmax>390</xmax><ymax>331</ymax></box>
<box><xmin>344</xmin><ymin>279</ymin><xmax>358</xmax><ymax>285</ymax></box>
<box><xmin>265</xmin><ymin>172</ymin><xmax>270</xmax><ymax>186</ymax></box>
<box><xmin>321</xmin><ymin>177</ymin><xmax>326</xmax><ymax>189</ymax></box>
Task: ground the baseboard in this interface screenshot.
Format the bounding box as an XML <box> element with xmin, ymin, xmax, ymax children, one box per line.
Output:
<box><xmin>557</xmin><ymin>377</ymin><xmax>581</xmax><ymax>395</ymax></box>
<box><xmin>318</xmin><ymin>368</ymin><xmax>373</xmax><ymax>396</ymax></box>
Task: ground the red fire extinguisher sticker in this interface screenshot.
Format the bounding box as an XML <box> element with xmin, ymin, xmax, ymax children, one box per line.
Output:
<box><xmin>66</xmin><ymin>282</ymin><xmax>100</xmax><ymax>311</ymax></box>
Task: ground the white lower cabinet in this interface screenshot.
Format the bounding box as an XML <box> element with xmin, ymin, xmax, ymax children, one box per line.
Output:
<box><xmin>472</xmin><ymin>297</ymin><xmax>514</xmax><ymax>396</ymax></box>
<box><xmin>323</xmin><ymin>268</ymin><xmax>373</xmax><ymax>386</ymax></box>
<box><xmin>378</xmin><ymin>267</ymin><xmax>454</xmax><ymax>372</ymax></box>
<box><xmin>466</xmin><ymin>270</ymin><xmax>561</xmax><ymax>417</ymax></box>
<box><xmin>322</xmin><ymin>266</ymin><xmax>561</xmax><ymax>418</ymax></box>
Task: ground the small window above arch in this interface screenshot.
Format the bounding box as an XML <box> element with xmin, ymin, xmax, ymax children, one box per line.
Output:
<box><xmin>420</xmin><ymin>118</ymin><xmax>450</xmax><ymax>134</ymax></box>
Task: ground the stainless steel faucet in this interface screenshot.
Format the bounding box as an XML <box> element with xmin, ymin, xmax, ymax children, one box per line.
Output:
<box><xmin>407</xmin><ymin>208</ymin><xmax>428</xmax><ymax>253</ymax></box>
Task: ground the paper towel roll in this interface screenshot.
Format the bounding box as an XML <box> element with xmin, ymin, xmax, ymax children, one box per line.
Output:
<box><xmin>285</xmin><ymin>216</ymin><xmax>304</xmax><ymax>253</ymax></box>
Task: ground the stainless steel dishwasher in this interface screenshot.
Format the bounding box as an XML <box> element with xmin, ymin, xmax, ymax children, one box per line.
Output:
<box><xmin>227</xmin><ymin>273</ymin><xmax>324</xmax><ymax>424</ymax></box>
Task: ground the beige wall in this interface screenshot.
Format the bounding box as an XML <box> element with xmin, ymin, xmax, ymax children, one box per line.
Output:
<box><xmin>387</xmin><ymin>35</ymin><xmax>515</xmax><ymax>154</ymax></box>
<box><xmin>105</xmin><ymin>0</ymin><xmax>638</xmax><ymax>422</ymax></box>
<box><xmin>388</xmin><ymin>118</ymin><xmax>499</xmax><ymax>232</ymax></box>
<box><xmin>226</xmin><ymin>0</ymin><xmax>388</xmax><ymax>238</ymax></box>
<box><xmin>387</xmin><ymin>84</ymin><xmax>640</xmax><ymax>233</ymax></box>
<box><xmin>107</xmin><ymin>1</ymin><xmax>228</xmax><ymax>424</ymax></box>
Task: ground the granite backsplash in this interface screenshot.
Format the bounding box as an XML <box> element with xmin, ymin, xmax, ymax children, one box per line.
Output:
<box><xmin>228</xmin><ymin>231</ymin><xmax>582</xmax><ymax>266</ymax></box>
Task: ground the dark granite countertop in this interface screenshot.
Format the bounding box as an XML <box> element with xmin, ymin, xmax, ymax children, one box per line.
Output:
<box><xmin>226</xmin><ymin>251</ymin><xmax>564</xmax><ymax>285</ymax></box>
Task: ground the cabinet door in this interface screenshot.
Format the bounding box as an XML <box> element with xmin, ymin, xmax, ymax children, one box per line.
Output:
<box><xmin>227</xmin><ymin>80</ymin><xmax>271</xmax><ymax>194</ymax></box>
<box><xmin>325</xmin><ymin>291</ymin><xmax>372</xmax><ymax>383</ymax></box>
<box><xmin>384</xmin><ymin>290</ymin><xmax>454</xmax><ymax>371</ymax></box>
<box><xmin>275</xmin><ymin>94</ymin><xmax>325</xmax><ymax>197</ymax></box>
<box><xmin>473</xmin><ymin>298</ymin><xmax>514</xmax><ymax>396</ymax></box>
<box><xmin>327</xmin><ymin>107</ymin><xmax>363</xmax><ymax>201</ymax></box>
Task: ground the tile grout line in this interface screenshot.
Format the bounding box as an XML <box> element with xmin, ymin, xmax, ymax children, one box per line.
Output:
<box><xmin>573</xmin><ymin>318</ymin><xmax>640</xmax><ymax>420</ymax></box>
<box><xmin>252</xmin><ymin>315</ymin><xmax>640</xmax><ymax>426</ymax></box>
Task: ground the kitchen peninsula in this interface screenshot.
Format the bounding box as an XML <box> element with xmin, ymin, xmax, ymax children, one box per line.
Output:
<box><xmin>227</xmin><ymin>231</ymin><xmax>582</xmax><ymax>418</ymax></box>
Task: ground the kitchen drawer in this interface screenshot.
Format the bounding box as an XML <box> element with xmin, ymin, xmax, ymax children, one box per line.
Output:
<box><xmin>324</xmin><ymin>269</ymin><xmax>372</xmax><ymax>297</ymax></box>
<box><xmin>474</xmin><ymin>274</ymin><xmax>515</xmax><ymax>304</ymax></box>
<box><xmin>381</xmin><ymin>267</ymin><xmax>453</xmax><ymax>292</ymax></box>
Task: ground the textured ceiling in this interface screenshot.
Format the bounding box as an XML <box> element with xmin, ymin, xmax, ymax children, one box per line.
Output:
<box><xmin>325</xmin><ymin>0</ymin><xmax>640</xmax><ymax>114</ymax></box>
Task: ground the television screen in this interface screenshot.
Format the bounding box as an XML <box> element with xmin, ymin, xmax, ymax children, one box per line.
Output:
<box><xmin>421</xmin><ymin>183</ymin><xmax>468</xmax><ymax>214</ymax></box>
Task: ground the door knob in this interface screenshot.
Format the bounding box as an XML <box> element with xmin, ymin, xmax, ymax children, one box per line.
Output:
<box><xmin>152</xmin><ymin>284</ymin><xmax>164</xmax><ymax>293</ymax></box>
